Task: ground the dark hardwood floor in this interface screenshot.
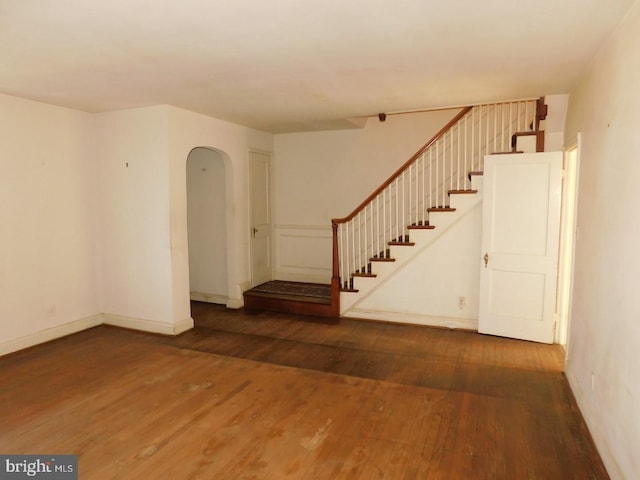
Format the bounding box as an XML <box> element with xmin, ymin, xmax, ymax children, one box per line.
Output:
<box><xmin>0</xmin><ymin>302</ymin><xmax>609</xmax><ymax>479</ymax></box>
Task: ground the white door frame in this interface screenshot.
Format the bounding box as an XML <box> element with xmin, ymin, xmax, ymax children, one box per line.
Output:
<box><xmin>556</xmin><ymin>135</ymin><xmax>581</xmax><ymax>350</ymax></box>
<box><xmin>248</xmin><ymin>149</ymin><xmax>274</xmax><ymax>287</ymax></box>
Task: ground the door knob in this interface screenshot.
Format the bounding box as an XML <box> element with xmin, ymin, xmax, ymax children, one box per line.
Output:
<box><xmin>484</xmin><ymin>252</ymin><xmax>489</xmax><ymax>268</ymax></box>
<box><xmin>252</xmin><ymin>227</ymin><xmax>258</xmax><ymax>237</ymax></box>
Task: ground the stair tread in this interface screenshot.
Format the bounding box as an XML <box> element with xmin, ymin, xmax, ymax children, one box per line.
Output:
<box><xmin>448</xmin><ymin>189</ymin><xmax>478</xmax><ymax>195</ymax></box>
<box><xmin>388</xmin><ymin>241</ymin><xmax>416</xmax><ymax>246</ymax></box>
<box><xmin>427</xmin><ymin>206</ymin><xmax>456</xmax><ymax>212</ymax></box>
<box><xmin>244</xmin><ymin>290</ymin><xmax>331</xmax><ymax>304</ymax></box>
<box><xmin>408</xmin><ymin>224</ymin><xmax>435</xmax><ymax>230</ymax></box>
<box><xmin>370</xmin><ymin>257</ymin><xmax>396</xmax><ymax>262</ymax></box>
<box><xmin>467</xmin><ymin>171</ymin><xmax>483</xmax><ymax>181</ymax></box>
<box><xmin>352</xmin><ymin>272</ymin><xmax>377</xmax><ymax>278</ymax></box>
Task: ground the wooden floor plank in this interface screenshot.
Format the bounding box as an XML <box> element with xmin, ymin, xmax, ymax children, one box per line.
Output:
<box><xmin>0</xmin><ymin>302</ymin><xmax>608</xmax><ymax>479</ymax></box>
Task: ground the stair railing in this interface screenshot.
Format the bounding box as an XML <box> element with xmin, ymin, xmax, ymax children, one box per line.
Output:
<box><xmin>330</xmin><ymin>99</ymin><xmax>542</xmax><ymax>314</ymax></box>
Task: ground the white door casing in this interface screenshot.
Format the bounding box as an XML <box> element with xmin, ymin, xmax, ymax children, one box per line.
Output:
<box><xmin>249</xmin><ymin>151</ymin><xmax>273</xmax><ymax>287</ymax></box>
<box><xmin>478</xmin><ymin>152</ymin><xmax>562</xmax><ymax>344</ymax></box>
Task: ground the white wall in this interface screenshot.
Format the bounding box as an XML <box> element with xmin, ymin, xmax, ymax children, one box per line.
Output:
<box><xmin>564</xmin><ymin>2</ymin><xmax>640</xmax><ymax>479</ymax></box>
<box><xmin>543</xmin><ymin>94</ymin><xmax>569</xmax><ymax>151</ymax></box>
<box><xmin>95</xmin><ymin>106</ymin><xmax>179</xmax><ymax>330</ymax></box>
<box><xmin>96</xmin><ymin>105</ymin><xmax>272</xmax><ymax>331</ymax></box>
<box><xmin>97</xmin><ymin>105</ymin><xmax>273</xmax><ymax>329</ymax></box>
<box><xmin>273</xmin><ymin>108</ymin><xmax>462</xmax><ymax>283</ymax></box>
<box><xmin>187</xmin><ymin>148</ymin><xmax>228</xmax><ymax>302</ymax></box>
<box><xmin>167</xmin><ymin>106</ymin><xmax>273</xmax><ymax>312</ymax></box>
<box><xmin>0</xmin><ymin>97</ymin><xmax>274</xmax><ymax>353</ymax></box>
<box><xmin>0</xmin><ymin>94</ymin><xmax>100</xmax><ymax>354</ymax></box>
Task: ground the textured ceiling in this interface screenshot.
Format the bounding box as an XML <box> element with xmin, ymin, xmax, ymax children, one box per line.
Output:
<box><xmin>0</xmin><ymin>0</ymin><xmax>635</xmax><ymax>132</ymax></box>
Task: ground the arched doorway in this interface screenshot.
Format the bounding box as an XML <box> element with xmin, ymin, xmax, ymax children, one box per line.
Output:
<box><xmin>186</xmin><ymin>147</ymin><xmax>228</xmax><ymax>304</ymax></box>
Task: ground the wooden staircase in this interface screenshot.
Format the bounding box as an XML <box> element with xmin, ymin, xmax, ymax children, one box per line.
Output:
<box><xmin>338</xmin><ymin>175</ymin><xmax>484</xmax><ymax>319</ymax></box>
<box><xmin>243</xmin><ymin>98</ymin><xmax>547</xmax><ymax>319</ymax></box>
<box><xmin>332</xmin><ymin>98</ymin><xmax>547</xmax><ymax>317</ymax></box>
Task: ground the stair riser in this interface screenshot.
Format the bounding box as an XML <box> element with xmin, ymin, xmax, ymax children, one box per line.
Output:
<box><xmin>426</xmin><ymin>212</ymin><xmax>456</xmax><ymax>230</ymax></box>
<box><xmin>244</xmin><ymin>295</ymin><xmax>336</xmax><ymax>318</ymax></box>
<box><xmin>369</xmin><ymin>261</ymin><xmax>397</xmax><ymax>277</ymax></box>
<box><xmin>350</xmin><ymin>275</ymin><xmax>378</xmax><ymax>295</ymax></box>
<box><xmin>407</xmin><ymin>228</ymin><xmax>436</xmax><ymax>244</ymax></box>
<box><xmin>449</xmin><ymin>194</ymin><xmax>480</xmax><ymax>210</ymax></box>
<box><xmin>471</xmin><ymin>175</ymin><xmax>484</xmax><ymax>191</ymax></box>
<box><xmin>387</xmin><ymin>244</ymin><xmax>416</xmax><ymax>263</ymax></box>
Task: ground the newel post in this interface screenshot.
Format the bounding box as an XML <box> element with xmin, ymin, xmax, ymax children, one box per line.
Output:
<box><xmin>331</xmin><ymin>220</ymin><xmax>340</xmax><ymax>317</ymax></box>
<box><xmin>535</xmin><ymin>96</ymin><xmax>548</xmax><ymax>152</ymax></box>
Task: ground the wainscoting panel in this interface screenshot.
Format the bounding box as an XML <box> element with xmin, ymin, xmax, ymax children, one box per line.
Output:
<box><xmin>274</xmin><ymin>225</ymin><xmax>332</xmax><ymax>284</ymax></box>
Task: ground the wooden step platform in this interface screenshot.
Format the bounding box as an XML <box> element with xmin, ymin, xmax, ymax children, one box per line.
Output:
<box><xmin>243</xmin><ymin>280</ymin><xmax>337</xmax><ymax>320</ymax></box>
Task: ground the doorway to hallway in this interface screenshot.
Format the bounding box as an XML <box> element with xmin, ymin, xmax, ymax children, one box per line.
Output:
<box><xmin>186</xmin><ymin>147</ymin><xmax>228</xmax><ymax>304</ymax></box>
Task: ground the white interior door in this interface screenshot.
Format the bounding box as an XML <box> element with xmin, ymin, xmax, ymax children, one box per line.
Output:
<box><xmin>478</xmin><ymin>152</ymin><xmax>562</xmax><ymax>344</ymax></box>
<box><xmin>249</xmin><ymin>151</ymin><xmax>273</xmax><ymax>287</ymax></box>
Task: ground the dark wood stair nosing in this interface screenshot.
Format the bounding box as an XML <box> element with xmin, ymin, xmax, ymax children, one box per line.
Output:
<box><xmin>352</xmin><ymin>272</ymin><xmax>377</xmax><ymax>278</ymax></box>
<box><xmin>427</xmin><ymin>207</ymin><xmax>456</xmax><ymax>212</ymax></box>
<box><xmin>369</xmin><ymin>257</ymin><xmax>396</xmax><ymax>262</ymax></box>
<box><xmin>408</xmin><ymin>224</ymin><xmax>436</xmax><ymax>230</ymax></box>
<box><xmin>448</xmin><ymin>189</ymin><xmax>478</xmax><ymax>195</ymax></box>
<box><xmin>388</xmin><ymin>241</ymin><xmax>416</xmax><ymax>246</ymax></box>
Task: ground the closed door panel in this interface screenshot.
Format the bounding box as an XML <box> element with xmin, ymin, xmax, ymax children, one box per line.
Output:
<box><xmin>249</xmin><ymin>151</ymin><xmax>273</xmax><ymax>287</ymax></box>
<box><xmin>479</xmin><ymin>152</ymin><xmax>562</xmax><ymax>344</ymax></box>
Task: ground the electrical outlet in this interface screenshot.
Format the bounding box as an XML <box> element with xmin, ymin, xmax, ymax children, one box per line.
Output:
<box><xmin>457</xmin><ymin>296</ymin><xmax>466</xmax><ymax>309</ymax></box>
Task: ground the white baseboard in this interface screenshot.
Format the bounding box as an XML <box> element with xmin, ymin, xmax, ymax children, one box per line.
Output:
<box><xmin>0</xmin><ymin>314</ymin><xmax>103</xmax><ymax>357</ymax></box>
<box><xmin>190</xmin><ymin>291</ymin><xmax>228</xmax><ymax>305</ymax></box>
<box><xmin>226</xmin><ymin>298</ymin><xmax>244</xmax><ymax>309</ymax></box>
<box><xmin>564</xmin><ymin>367</ymin><xmax>621</xmax><ymax>480</ymax></box>
<box><xmin>102</xmin><ymin>314</ymin><xmax>194</xmax><ymax>336</ymax></box>
<box><xmin>344</xmin><ymin>309</ymin><xmax>478</xmax><ymax>330</ymax></box>
<box><xmin>174</xmin><ymin>316</ymin><xmax>195</xmax><ymax>335</ymax></box>
<box><xmin>225</xmin><ymin>281</ymin><xmax>252</xmax><ymax>309</ymax></box>
<box><xmin>0</xmin><ymin>311</ymin><xmax>195</xmax><ymax>358</ymax></box>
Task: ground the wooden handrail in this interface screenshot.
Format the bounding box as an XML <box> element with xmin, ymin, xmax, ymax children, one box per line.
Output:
<box><xmin>331</xmin><ymin>106</ymin><xmax>472</xmax><ymax>225</ymax></box>
<box><xmin>511</xmin><ymin>131</ymin><xmax>545</xmax><ymax>153</ymax></box>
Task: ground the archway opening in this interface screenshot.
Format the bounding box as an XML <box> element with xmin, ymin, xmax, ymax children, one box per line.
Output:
<box><xmin>186</xmin><ymin>147</ymin><xmax>228</xmax><ymax>304</ymax></box>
